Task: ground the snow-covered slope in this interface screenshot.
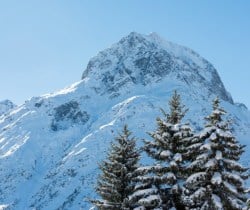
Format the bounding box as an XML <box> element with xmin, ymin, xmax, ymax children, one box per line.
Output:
<box><xmin>0</xmin><ymin>32</ymin><xmax>249</xmax><ymax>210</ymax></box>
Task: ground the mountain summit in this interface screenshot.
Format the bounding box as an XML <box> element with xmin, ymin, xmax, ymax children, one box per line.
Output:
<box><xmin>82</xmin><ymin>32</ymin><xmax>233</xmax><ymax>103</ymax></box>
<box><xmin>0</xmin><ymin>32</ymin><xmax>249</xmax><ymax>210</ymax></box>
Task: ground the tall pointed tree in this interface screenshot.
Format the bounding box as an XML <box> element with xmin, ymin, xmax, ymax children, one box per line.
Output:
<box><xmin>130</xmin><ymin>91</ymin><xmax>195</xmax><ymax>209</ymax></box>
<box><xmin>184</xmin><ymin>98</ymin><xmax>249</xmax><ymax>210</ymax></box>
<box><xmin>91</xmin><ymin>125</ymin><xmax>140</xmax><ymax>210</ymax></box>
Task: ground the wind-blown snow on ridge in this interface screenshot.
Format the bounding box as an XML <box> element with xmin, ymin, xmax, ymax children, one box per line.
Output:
<box><xmin>0</xmin><ymin>100</ymin><xmax>16</xmax><ymax>116</ymax></box>
<box><xmin>0</xmin><ymin>32</ymin><xmax>249</xmax><ymax>210</ymax></box>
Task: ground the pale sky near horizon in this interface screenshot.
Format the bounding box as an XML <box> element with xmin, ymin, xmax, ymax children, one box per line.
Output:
<box><xmin>0</xmin><ymin>1</ymin><xmax>249</xmax><ymax>108</ymax></box>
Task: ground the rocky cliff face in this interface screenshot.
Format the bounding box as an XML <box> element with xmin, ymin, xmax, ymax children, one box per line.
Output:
<box><xmin>0</xmin><ymin>32</ymin><xmax>249</xmax><ymax>210</ymax></box>
<box><xmin>82</xmin><ymin>32</ymin><xmax>233</xmax><ymax>103</ymax></box>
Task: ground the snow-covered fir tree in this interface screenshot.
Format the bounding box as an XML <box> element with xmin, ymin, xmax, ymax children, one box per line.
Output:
<box><xmin>184</xmin><ymin>98</ymin><xmax>249</xmax><ymax>210</ymax></box>
<box><xmin>130</xmin><ymin>91</ymin><xmax>195</xmax><ymax>209</ymax></box>
<box><xmin>91</xmin><ymin>125</ymin><xmax>140</xmax><ymax>210</ymax></box>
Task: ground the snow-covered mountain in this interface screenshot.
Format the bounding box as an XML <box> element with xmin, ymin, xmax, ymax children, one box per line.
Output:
<box><xmin>0</xmin><ymin>100</ymin><xmax>16</xmax><ymax>116</ymax></box>
<box><xmin>0</xmin><ymin>32</ymin><xmax>249</xmax><ymax>210</ymax></box>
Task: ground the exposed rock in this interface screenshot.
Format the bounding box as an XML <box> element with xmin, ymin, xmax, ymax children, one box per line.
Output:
<box><xmin>51</xmin><ymin>101</ymin><xmax>89</xmax><ymax>131</ymax></box>
<box><xmin>82</xmin><ymin>32</ymin><xmax>233</xmax><ymax>103</ymax></box>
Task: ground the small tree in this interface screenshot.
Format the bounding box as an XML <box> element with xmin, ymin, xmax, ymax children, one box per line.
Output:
<box><xmin>185</xmin><ymin>98</ymin><xmax>249</xmax><ymax>210</ymax></box>
<box><xmin>91</xmin><ymin>125</ymin><xmax>140</xmax><ymax>210</ymax></box>
<box><xmin>130</xmin><ymin>91</ymin><xmax>195</xmax><ymax>209</ymax></box>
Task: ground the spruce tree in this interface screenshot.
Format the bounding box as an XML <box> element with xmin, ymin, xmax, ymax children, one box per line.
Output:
<box><xmin>91</xmin><ymin>125</ymin><xmax>140</xmax><ymax>210</ymax></box>
<box><xmin>130</xmin><ymin>91</ymin><xmax>195</xmax><ymax>209</ymax></box>
<box><xmin>184</xmin><ymin>98</ymin><xmax>249</xmax><ymax>210</ymax></box>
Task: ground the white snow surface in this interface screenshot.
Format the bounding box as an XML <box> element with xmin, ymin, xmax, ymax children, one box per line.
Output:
<box><xmin>0</xmin><ymin>32</ymin><xmax>250</xmax><ymax>209</ymax></box>
<box><xmin>215</xmin><ymin>150</ymin><xmax>222</xmax><ymax>160</ymax></box>
<box><xmin>0</xmin><ymin>205</ymin><xmax>9</xmax><ymax>210</ymax></box>
<box><xmin>186</xmin><ymin>172</ymin><xmax>207</xmax><ymax>187</ymax></box>
<box><xmin>212</xmin><ymin>194</ymin><xmax>223</xmax><ymax>209</ymax></box>
<box><xmin>160</xmin><ymin>150</ymin><xmax>172</xmax><ymax>158</ymax></box>
<box><xmin>173</xmin><ymin>153</ymin><xmax>182</xmax><ymax>162</ymax></box>
<box><xmin>138</xmin><ymin>194</ymin><xmax>161</xmax><ymax>206</ymax></box>
<box><xmin>211</xmin><ymin>172</ymin><xmax>222</xmax><ymax>185</ymax></box>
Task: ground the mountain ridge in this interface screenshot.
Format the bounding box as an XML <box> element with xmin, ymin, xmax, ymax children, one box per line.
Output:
<box><xmin>0</xmin><ymin>99</ymin><xmax>16</xmax><ymax>116</ymax></box>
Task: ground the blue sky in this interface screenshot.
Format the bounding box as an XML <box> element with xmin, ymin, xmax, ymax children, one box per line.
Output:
<box><xmin>0</xmin><ymin>0</ymin><xmax>249</xmax><ymax>108</ymax></box>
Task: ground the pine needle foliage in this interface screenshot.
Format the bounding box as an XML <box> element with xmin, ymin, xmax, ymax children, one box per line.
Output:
<box><xmin>184</xmin><ymin>98</ymin><xmax>249</xmax><ymax>210</ymax></box>
<box><xmin>131</xmin><ymin>91</ymin><xmax>194</xmax><ymax>209</ymax></box>
<box><xmin>92</xmin><ymin>125</ymin><xmax>140</xmax><ymax>210</ymax></box>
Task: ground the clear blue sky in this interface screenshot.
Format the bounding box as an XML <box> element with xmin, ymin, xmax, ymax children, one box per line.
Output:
<box><xmin>0</xmin><ymin>0</ymin><xmax>249</xmax><ymax>108</ymax></box>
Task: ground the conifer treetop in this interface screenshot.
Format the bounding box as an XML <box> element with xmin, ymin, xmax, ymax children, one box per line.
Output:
<box><xmin>163</xmin><ymin>90</ymin><xmax>188</xmax><ymax>124</ymax></box>
<box><xmin>91</xmin><ymin>125</ymin><xmax>140</xmax><ymax>209</ymax></box>
<box><xmin>205</xmin><ymin>97</ymin><xmax>227</xmax><ymax>126</ymax></box>
<box><xmin>136</xmin><ymin>90</ymin><xmax>194</xmax><ymax>209</ymax></box>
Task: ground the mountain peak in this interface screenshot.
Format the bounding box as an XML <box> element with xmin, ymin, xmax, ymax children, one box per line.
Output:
<box><xmin>81</xmin><ymin>32</ymin><xmax>233</xmax><ymax>103</ymax></box>
<box><xmin>122</xmin><ymin>31</ymin><xmax>166</xmax><ymax>44</ymax></box>
<box><xmin>148</xmin><ymin>31</ymin><xmax>166</xmax><ymax>42</ymax></box>
<box><xmin>127</xmin><ymin>31</ymin><xmax>143</xmax><ymax>38</ymax></box>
